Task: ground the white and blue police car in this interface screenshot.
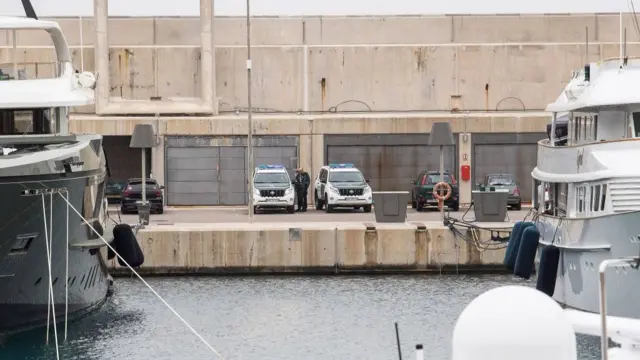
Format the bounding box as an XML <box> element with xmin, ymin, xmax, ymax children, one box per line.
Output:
<box><xmin>252</xmin><ymin>164</ymin><xmax>296</xmax><ymax>213</ymax></box>
<box><xmin>313</xmin><ymin>163</ymin><xmax>373</xmax><ymax>213</ymax></box>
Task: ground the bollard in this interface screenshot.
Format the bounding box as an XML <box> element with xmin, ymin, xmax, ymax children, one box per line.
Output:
<box><xmin>415</xmin><ymin>344</ymin><xmax>424</xmax><ymax>360</ymax></box>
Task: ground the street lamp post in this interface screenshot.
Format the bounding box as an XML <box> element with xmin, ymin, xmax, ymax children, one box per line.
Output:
<box><xmin>246</xmin><ymin>0</ymin><xmax>254</xmax><ymax>222</ymax></box>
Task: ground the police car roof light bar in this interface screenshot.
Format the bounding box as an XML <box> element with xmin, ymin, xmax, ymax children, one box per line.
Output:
<box><xmin>329</xmin><ymin>163</ymin><xmax>355</xmax><ymax>168</ymax></box>
<box><xmin>256</xmin><ymin>164</ymin><xmax>285</xmax><ymax>169</ymax></box>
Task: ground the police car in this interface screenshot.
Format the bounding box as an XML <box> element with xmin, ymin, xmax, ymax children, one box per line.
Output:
<box><xmin>314</xmin><ymin>163</ymin><xmax>373</xmax><ymax>213</ymax></box>
<box><xmin>252</xmin><ymin>165</ymin><xmax>296</xmax><ymax>213</ymax></box>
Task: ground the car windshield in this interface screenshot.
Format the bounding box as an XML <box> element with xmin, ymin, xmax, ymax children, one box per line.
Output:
<box><xmin>106</xmin><ymin>181</ymin><xmax>125</xmax><ymax>189</ymax></box>
<box><xmin>426</xmin><ymin>174</ymin><xmax>452</xmax><ymax>184</ymax></box>
<box><xmin>487</xmin><ymin>175</ymin><xmax>515</xmax><ymax>186</ymax></box>
<box><xmin>254</xmin><ymin>173</ymin><xmax>289</xmax><ymax>183</ymax></box>
<box><xmin>128</xmin><ymin>180</ymin><xmax>158</xmax><ymax>188</ymax></box>
<box><xmin>329</xmin><ymin>171</ymin><xmax>364</xmax><ymax>182</ymax></box>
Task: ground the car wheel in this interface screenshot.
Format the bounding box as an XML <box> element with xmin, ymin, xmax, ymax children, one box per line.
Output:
<box><xmin>315</xmin><ymin>192</ymin><xmax>324</xmax><ymax>210</ymax></box>
<box><xmin>158</xmin><ymin>207</ymin><xmax>164</xmax><ymax>214</ymax></box>
<box><xmin>253</xmin><ymin>206</ymin><xmax>259</xmax><ymax>214</ymax></box>
<box><xmin>514</xmin><ymin>203</ymin><xmax>522</xmax><ymax>211</ymax></box>
<box><xmin>120</xmin><ymin>207</ymin><xmax>127</xmax><ymax>214</ymax></box>
<box><xmin>416</xmin><ymin>202</ymin><xmax>423</xmax><ymax>212</ymax></box>
<box><xmin>325</xmin><ymin>197</ymin><xmax>334</xmax><ymax>213</ymax></box>
<box><xmin>363</xmin><ymin>205</ymin><xmax>372</xmax><ymax>213</ymax></box>
<box><xmin>287</xmin><ymin>205</ymin><xmax>295</xmax><ymax>214</ymax></box>
<box><xmin>411</xmin><ymin>200</ymin><xmax>417</xmax><ymax>209</ymax></box>
<box><xmin>451</xmin><ymin>202</ymin><xmax>459</xmax><ymax>212</ymax></box>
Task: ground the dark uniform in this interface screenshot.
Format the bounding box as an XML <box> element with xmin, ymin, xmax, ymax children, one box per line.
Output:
<box><xmin>294</xmin><ymin>169</ymin><xmax>311</xmax><ymax>212</ymax></box>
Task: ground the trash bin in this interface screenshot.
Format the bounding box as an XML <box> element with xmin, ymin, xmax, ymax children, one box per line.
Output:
<box><xmin>137</xmin><ymin>202</ymin><xmax>151</xmax><ymax>225</ymax></box>
<box><xmin>372</xmin><ymin>191</ymin><xmax>411</xmax><ymax>223</ymax></box>
<box><xmin>471</xmin><ymin>190</ymin><xmax>509</xmax><ymax>222</ymax></box>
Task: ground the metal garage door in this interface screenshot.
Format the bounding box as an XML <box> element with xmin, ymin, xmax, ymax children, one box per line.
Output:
<box><xmin>103</xmin><ymin>136</ymin><xmax>151</xmax><ymax>181</ymax></box>
<box><xmin>166</xmin><ymin>145</ymin><xmax>298</xmax><ymax>206</ymax></box>
<box><xmin>473</xmin><ymin>144</ymin><xmax>538</xmax><ymax>202</ymax></box>
<box><xmin>165</xmin><ymin>146</ymin><xmax>245</xmax><ymax>206</ymax></box>
<box><xmin>254</xmin><ymin>146</ymin><xmax>298</xmax><ymax>179</ymax></box>
<box><xmin>327</xmin><ymin>145</ymin><xmax>456</xmax><ymax>192</ymax></box>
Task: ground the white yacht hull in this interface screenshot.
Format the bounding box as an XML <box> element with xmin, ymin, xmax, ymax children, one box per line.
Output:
<box><xmin>535</xmin><ymin>212</ymin><xmax>640</xmax><ymax>319</ymax></box>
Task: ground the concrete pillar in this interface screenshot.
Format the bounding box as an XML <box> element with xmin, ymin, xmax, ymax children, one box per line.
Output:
<box><xmin>94</xmin><ymin>0</ymin><xmax>109</xmax><ymax>115</ymax></box>
<box><xmin>152</xmin><ymin>136</ymin><xmax>165</xmax><ymax>186</ymax></box>
<box><xmin>200</xmin><ymin>0</ymin><xmax>217</xmax><ymax>115</ymax></box>
<box><xmin>458</xmin><ymin>133</ymin><xmax>472</xmax><ymax>206</ymax></box>
<box><xmin>310</xmin><ymin>132</ymin><xmax>324</xmax><ymax>205</ymax></box>
<box><xmin>299</xmin><ymin>134</ymin><xmax>312</xmax><ymax>204</ymax></box>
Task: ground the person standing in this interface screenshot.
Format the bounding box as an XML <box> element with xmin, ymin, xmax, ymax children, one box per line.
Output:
<box><xmin>294</xmin><ymin>167</ymin><xmax>311</xmax><ymax>212</ymax></box>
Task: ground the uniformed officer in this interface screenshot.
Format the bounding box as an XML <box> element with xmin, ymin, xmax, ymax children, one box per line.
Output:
<box><xmin>294</xmin><ymin>167</ymin><xmax>311</xmax><ymax>212</ymax></box>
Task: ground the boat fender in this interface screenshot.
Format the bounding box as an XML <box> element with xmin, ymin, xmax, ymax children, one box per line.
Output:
<box><xmin>514</xmin><ymin>226</ymin><xmax>540</xmax><ymax>279</ymax></box>
<box><xmin>503</xmin><ymin>221</ymin><xmax>534</xmax><ymax>271</ymax></box>
<box><xmin>112</xmin><ymin>224</ymin><xmax>144</xmax><ymax>268</ymax></box>
<box><xmin>536</xmin><ymin>245</ymin><xmax>560</xmax><ymax>297</ymax></box>
<box><xmin>91</xmin><ymin>219</ymin><xmax>104</xmax><ymax>237</ymax></box>
<box><xmin>107</xmin><ymin>243</ymin><xmax>116</xmax><ymax>260</ymax></box>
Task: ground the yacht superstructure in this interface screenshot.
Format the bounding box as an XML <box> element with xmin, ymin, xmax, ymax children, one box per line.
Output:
<box><xmin>533</xmin><ymin>56</ymin><xmax>640</xmax><ymax>318</ymax></box>
<box><xmin>0</xmin><ymin>15</ymin><xmax>110</xmax><ymax>334</ymax></box>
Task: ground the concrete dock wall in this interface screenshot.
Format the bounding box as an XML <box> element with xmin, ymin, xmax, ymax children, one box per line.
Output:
<box><xmin>105</xmin><ymin>222</ymin><xmax>511</xmax><ymax>275</ymax></box>
<box><xmin>2</xmin><ymin>14</ymin><xmax>638</xmax><ymax>114</ymax></box>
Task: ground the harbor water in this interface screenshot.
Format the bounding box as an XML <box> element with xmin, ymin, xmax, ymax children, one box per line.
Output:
<box><xmin>1</xmin><ymin>274</ymin><xmax>601</xmax><ymax>360</ymax></box>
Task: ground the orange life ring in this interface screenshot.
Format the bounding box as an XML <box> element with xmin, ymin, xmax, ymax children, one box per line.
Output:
<box><xmin>432</xmin><ymin>181</ymin><xmax>452</xmax><ymax>201</ymax></box>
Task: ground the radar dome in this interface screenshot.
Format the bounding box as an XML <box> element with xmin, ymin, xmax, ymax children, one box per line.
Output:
<box><xmin>452</xmin><ymin>286</ymin><xmax>577</xmax><ymax>360</ymax></box>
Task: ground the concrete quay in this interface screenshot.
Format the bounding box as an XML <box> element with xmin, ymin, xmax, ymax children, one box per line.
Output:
<box><xmin>104</xmin><ymin>219</ymin><xmax>516</xmax><ymax>276</ymax></box>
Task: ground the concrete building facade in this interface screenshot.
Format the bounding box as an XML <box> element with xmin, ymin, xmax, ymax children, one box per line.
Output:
<box><xmin>3</xmin><ymin>10</ymin><xmax>637</xmax><ymax>205</ymax></box>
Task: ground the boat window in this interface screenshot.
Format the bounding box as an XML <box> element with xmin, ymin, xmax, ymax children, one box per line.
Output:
<box><xmin>592</xmin><ymin>185</ymin><xmax>601</xmax><ymax>212</ymax></box>
<box><xmin>576</xmin><ymin>185</ymin><xmax>586</xmax><ymax>214</ymax></box>
<box><xmin>557</xmin><ymin>183</ymin><xmax>568</xmax><ymax>216</ymax></box>
<box><xmin>0</xmin><ymin>108</ymin><xmax>54</xmax><ymax>135</ymax></box>
<box><xmin>633</xmin><ymin>113</ymin><xmax>640</xmax><ymax>137</ymax></box>
<box><xmin>601</xmin><ymin>184</ymin><xmax>607</xmax><ymax>211</ymax></box>
<box><xmin>575</xmin><ymin>116</ymin><xmax>581</xmax><ymax>141</ymax></box>
<box><xmin>593</xmin><ymin>115</ymin><xmax>598</xmax><ymax>140</ymax></box>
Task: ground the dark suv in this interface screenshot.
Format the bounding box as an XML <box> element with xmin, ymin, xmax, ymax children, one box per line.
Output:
<box><xmin>410</xmin><ymin>171</ymin><xmax>459</xmax><ymax>211</ymax></box>
<box><xmin>120</xmin><ymin>178</ymin><xmax>165</xmax><ymax>214</ymax></box>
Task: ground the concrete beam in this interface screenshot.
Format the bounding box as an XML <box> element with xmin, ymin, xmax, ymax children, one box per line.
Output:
<box><xmin>69</xmin><ymin>112</ymin><xmax>550</xmax><ymax>136</ymax></box>
<box><xmin>93</xmin><ymin>0</ymin><xmax>217</xmax><ymax>115</ymax></box>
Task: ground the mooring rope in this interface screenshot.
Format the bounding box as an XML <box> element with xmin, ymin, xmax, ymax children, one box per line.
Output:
<box><xmin>63</xmin><ymin>190</ymin><xmax>70</xmax><ymax>341</ymax></box>
<box><xmin>40</xmin><ymin>192</ymin><xmax>60</xmax><ymax>360</ymax></box>
<box><xmin>59</xmin><ymin>194</ymin><xmax>226</xmax><ymax>360</ymax></box>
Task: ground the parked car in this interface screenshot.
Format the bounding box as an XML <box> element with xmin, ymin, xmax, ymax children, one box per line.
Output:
<box><xmin>478</xmin><ymin>173</ymin><xmax>522</xmax><ymax>210</ymax></box>
<box><xmin>120</xmin><ymin>178</ymin><xmax>165</xmax><ymax>214</ymax></box>
<box><xmin>410</xmin><ymin>171</ymin><xmax>459</xmax><ymax>211</ymax></box>
<box><xmin>105</xmin><ymin>179</ymin><xmax>127</xmax><ymax>204</ymax></box>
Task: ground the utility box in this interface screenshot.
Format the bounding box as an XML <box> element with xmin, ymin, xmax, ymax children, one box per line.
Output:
<box><xmin>137</xmin><ymin>203</ymin><xmax>151</xmax><ymax>225</ymax></box>
<box><xmin>372</xmin><ymin>191</ymin><xmax>411</xmax><ymax>223</ymax></box>
<box><xmin>472</xmin><ymin>191</ymin><xmax>508</xmax><ymax>222</ymax></box>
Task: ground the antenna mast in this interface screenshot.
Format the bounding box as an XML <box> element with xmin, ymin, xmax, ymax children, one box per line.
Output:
<box><xmin>620</xmin><ymin>11</ymin><xmax>623</xmax><ymax>63</ymax></box>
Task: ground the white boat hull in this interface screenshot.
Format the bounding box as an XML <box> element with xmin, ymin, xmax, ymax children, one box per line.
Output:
<box><xmin>535</xmin><ymin>212</ymin><xmax>640</xmax><ymax>319</ymax></box>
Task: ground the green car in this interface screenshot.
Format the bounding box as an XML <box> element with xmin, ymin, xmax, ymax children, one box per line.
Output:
<box><xmin>410</xmin><ymin>171</ymin><xmax>459</xmax><ymax>211</ymax></box>
<box><xmin>477</xmin><ymin>173</ymin><xmax>522</xmax><ymax>210</ymax></box>
<box><xmin>105</xmin><ymin>179</ymin><xmax>127</xmax><ymax>204</ymax></box>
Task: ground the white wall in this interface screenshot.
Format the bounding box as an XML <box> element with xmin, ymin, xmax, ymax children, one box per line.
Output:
<box><xmin>0</xmin><ymin>0</ymin><xmax>634</xmax><ymax>17</ymax></box>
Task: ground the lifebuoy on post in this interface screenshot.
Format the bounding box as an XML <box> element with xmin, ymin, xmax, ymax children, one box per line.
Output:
<box><xmin>433</xmin><ymin>182</ymin><xmax>452</xmax><ymax>200</ymax></box>
<box><xmin>432</xmin><ymin>181</ymin><xmax>452</xmax><ymax>210</ymax></box>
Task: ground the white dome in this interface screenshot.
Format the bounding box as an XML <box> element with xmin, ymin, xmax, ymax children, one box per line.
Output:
<box><xmin>452</xmin><ymin>286</ymin><xmax>577</xmax><ymax>360</ymax></box>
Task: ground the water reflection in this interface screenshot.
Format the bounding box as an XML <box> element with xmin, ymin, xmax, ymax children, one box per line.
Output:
<box><xmin>1</xmin><ymin>275</ymin><xmax>602</xmax><ymax>359</ymax></box>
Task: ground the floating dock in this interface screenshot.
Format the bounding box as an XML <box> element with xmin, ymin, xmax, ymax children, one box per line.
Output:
<box><xmin>105</xmin><ymin>221</ymin><xmax>514</xmax><ymax>276</ymax></box>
